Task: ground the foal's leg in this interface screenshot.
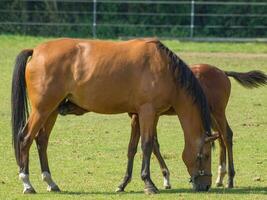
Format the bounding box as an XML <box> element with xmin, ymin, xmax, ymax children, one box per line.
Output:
<box><xmin>226</xmin><ymin>121</ymin><xmax>235</xmax><ymax>188</ymax></box>
<box><xmin>35</xmin><ymin>111</ymin><xmax>60</xmax><ymax>192</ymax></box>
<box><xmin>116</xmin><ymin>114</ymin><xmax>140</xmax><ymax>192</ymax></box>
<box><xmin>152</xmin><ymin>133</ymin><xmax>171</xmax><ymax>189</ymax></box>
<box><xmin>212</xmin><ymin>115</ymin><xmax>227</xmax><ymax>187</ymax></box>
<box><xmin>215</xmin><ymin>137</ymin><xmax>227</xmax><ymax>187</ymax></box>
<box><xmin>138</xmin><ymin>105</ymin><xmax>158</xmax><ymax>194</ymax></box>
<box><xmin>19</xmin><ymin>110</ymin><xmax>50</xmax><ymax>193</ymax></box>
<box><xmin>214</xmin><ymin>113</ymin><xmax>235</xmax><ymax>188</ymax></box>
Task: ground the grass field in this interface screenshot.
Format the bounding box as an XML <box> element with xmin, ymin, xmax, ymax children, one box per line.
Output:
<box><xmin>0</xmin><ymin>35</ymin><xmax>266</xmax><ymax>200</ymax></box>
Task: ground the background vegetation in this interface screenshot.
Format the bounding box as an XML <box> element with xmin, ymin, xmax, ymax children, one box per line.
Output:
<box><xmin>0</xmin><ymin>0</ymin><xmax>267</xmax><ymax>38</ymax></box>
<box><xmin>0</xmin><ymin>35</ymin><xmax>266</xmax><ymax>199</ymax></box>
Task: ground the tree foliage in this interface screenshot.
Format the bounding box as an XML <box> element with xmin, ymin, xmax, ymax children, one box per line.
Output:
<box><xmin>0</xmin><ymin>0</ymin><xmax>266</xmax><ymax>38</ymax></box>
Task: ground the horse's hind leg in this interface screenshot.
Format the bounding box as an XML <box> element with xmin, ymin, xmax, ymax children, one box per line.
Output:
<box><xmin>116</xmin><ymin>114</ymin><xmax>140</xmax><ymax>192</ymax></box>
<box><xmin>18</xmin><ymin>79</ymin><xmax>65</xmax><ymax>193</ymax></box>
<box><xmin>226</xmin><ymin>121</ymin><xmax>235</xmax><ymax>188</ymax></box>
<box><xmin>153</xmin><ymin>130</ymin><xmax>171</xmax><ymax>189</ymax></box>
<box><xmin>35</xmin><ymin>111</ymin><xmax>60</xmax><ymax>192</ymax></box>
<box><xmin>19</xmin><ymin>109</ymin><xmax>50</xmax><ymax>193</ymax></box>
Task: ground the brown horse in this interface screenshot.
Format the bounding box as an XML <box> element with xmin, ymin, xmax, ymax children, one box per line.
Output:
<box><xmin>59</xmin><ymin>64</ymin><xmax>267</xmax><ymax>191</ymax></box>
<box><xmin>11</xmin><ymin>38</ymin><xmax>217</xmax><ymax>194</ymax></box>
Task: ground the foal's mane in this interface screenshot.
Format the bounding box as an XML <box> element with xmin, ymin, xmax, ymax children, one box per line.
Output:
<box><xmin>156</xmin><ymin>41</ymin><xmax>212</xmax><ymax>136</ymax></box>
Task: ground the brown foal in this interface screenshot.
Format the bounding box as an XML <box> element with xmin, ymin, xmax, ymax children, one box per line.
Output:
<box><xmin>11</xmin><ymin>38</ymin><xmax>216</xmax><ymax>194</ymax></box>
<box><xmin>59</xmin><ymin>64</ymin><xmax>267</xmax><ymax>191</ymax></box>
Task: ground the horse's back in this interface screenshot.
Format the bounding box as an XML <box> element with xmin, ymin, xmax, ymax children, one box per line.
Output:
<box><xmin>30</xmin><ymin>38</ymin><xmax>161</xmax><ymax>73</ymax></box>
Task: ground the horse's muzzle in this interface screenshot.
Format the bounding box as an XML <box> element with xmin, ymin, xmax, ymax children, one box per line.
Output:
<box><xmin>193</xmin><ymin>183</ymin><xmax>210</xmax><ymax>192</ymax></box>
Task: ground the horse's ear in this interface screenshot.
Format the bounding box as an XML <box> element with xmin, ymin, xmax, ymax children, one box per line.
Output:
<box><xmin>205</xmin><ymin>132</ymin><xmax>220</xmax><ymax>143</ymax></box>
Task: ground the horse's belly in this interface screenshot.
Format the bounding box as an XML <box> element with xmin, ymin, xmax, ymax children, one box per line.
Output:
<box><xmin>78</xmin><ymin>97</ymin><xmax>134</xmax><ymax>114</ymax></box>
<box><xmin>68</xmin><ymin>81</ymin><xmax>136</xmax><ymax>114</ymax></box>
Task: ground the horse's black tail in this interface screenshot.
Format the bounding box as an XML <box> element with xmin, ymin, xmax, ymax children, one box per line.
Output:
<box><xmin>11</xmin><ymin>49</ymin><xmax>33</xmax><ymax>165</ymax></box>
<box><xmin>225</xmin><ymin>70</ymin><xmax>267</xmax><ymax>88</ymax></box>
<box><xmin>156</xmin><ymin>42</ymin><xmax>212</xmax><ymax>135</ymax></box>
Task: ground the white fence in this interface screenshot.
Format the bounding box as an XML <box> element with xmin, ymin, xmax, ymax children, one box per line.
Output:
<box><xmin>1</xmin><ymin>0</ymin><xmax>267</xmax><ymax>41</ymax></box>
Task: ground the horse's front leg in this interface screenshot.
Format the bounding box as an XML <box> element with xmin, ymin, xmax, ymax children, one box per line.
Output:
<box><xmin>36</xmin><ymin>111</ymin><xmax>60</xmax><ymax>192</ymax></box>
<box><xmin>116</xmin><ymin>114</ymin><xmax>140</xmax><ymax>192</ymax></box>
<box><xmin>139</xmin><ymin>105</ymin><xmax>159</xmax><ymax>194</ymax></box>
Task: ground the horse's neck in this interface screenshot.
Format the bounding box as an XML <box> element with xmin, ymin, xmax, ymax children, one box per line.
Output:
<box><xmin>174</xmin><ymin>92</ymin><xmax>203</xmax><ymax>145</ymax></box>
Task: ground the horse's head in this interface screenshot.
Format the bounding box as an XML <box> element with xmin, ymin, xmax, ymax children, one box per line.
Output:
<box><xmin>182</xmin><ymin>132</ymin><xmax>219</xmax><ymax>191</ymax></box>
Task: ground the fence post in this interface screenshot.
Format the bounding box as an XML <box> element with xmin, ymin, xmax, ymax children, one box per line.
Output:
<box><xmin>190</xmin><ymin>0</ymin><xmax>195</xmax><ymax>38</ymax></box>
<box><xmin>93</xmin><ymin>0</ymin><xmax>97</xmax><ymax>38</ymax></box>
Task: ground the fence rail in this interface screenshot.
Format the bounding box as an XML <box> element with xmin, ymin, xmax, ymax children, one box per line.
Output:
<box><xmin>0</xmin><ymin>0</ymin><xmax>267</xmax><ymax>41</ymax></box>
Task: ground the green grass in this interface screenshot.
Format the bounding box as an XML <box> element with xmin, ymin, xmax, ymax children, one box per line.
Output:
<box><xmin>164</xmin><ymin>40</ymin><xmax>267</xmax><ymax>53</ymax></box>
<box><xmin>0</xmin><ymin>35</ymin><xmax>266</xmax><ymax>200</ymax></box>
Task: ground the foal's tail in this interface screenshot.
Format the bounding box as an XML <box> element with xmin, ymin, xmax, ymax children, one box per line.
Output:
<box><xmin>225</xmin><ymin>70</ymin><xmax>267</xmax><ymax>88</ymax></box>
<box><xmin>156</xmin><ymin>42</ymin><xmax>212</xmax><ymax>135</ymax></box>
<box><xmin>11</xmin><ymin>49</ymin><xmax>33</xmax><ymax>165</ymax></box>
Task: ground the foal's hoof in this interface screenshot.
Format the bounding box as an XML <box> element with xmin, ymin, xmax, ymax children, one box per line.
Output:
<box><xmin>227</xmin><ymin>182</ymin><xmax>234</xmax><ymax>188</ymax></box>
<box><xmin>23</xmin><ymin>187</ymin><xmax>36</xmax><ymax>194</ymax></box>
<box><xmin>164</xmin><ymin>185</ymin><xmax>171</xmax><ymax>189</ymax></box>
<box><xmin>115</xmin><ymin>187</ymin><xmax>125</xmax><ymax>193</ymax></box>
<box><xmin>216</xmin><ymin>182</ymin><xmax>224</xmax><ymax>187</ymax></box>
<box><xmin>48</xmin><ymin>185</ymin><xmax>61</xmax><ymax>192</ymax></box>
<box><xmin>144</xmin><ymin>186</ymin><xmax>159</xmax><ymax>195</ymax></box>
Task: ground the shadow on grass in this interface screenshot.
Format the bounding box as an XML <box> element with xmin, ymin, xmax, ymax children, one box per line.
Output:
<box><xmin>161</xmin><ymin>187</ymin><xmax>267</xmax><ymax>194</ymax></box>
<box><xmin>57</xmin><ymin>187</ymin><xmax>267</xmax><ymax>195</ymax></box>
<box><xmin>59</xmin><ymin>190</ymin><xmax>143</xmax><ymax>195</ymax></box>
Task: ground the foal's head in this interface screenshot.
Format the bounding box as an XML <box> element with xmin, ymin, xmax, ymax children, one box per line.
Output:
<box><xmin>182</xmin><ymin>131</ymin><xmax>219</xmax><ymax>191</ymax></box>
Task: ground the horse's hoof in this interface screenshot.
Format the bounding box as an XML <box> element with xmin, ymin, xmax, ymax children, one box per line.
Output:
<box><xmin>216</xmin><ymin>182</ymin><xmax>224</xmax><ymax>187</ymax></box>
<box><xmin>23</xmin><ymin>187</ymin><xmax>36</xmax><ymax>194</ymax></box>
<box><xmin>144</xmin><ymin>186</ymin><xmax>159</xmax><ymax>195</ymax></box>
<box><xmin>115</xmin><ymin>187</ymin><xmax>125</xmax><ymax>192</ymax></box>
<box><xmin>48</xmin><ymin>185</ymin><xmax>61</xmax><ymax>192</ymax></box>
<box><xmin>164</xmin><ymin>185</ymin><xmax>171</xmax><ymax>189</ymax></box>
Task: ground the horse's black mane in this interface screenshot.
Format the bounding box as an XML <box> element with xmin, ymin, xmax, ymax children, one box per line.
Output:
<box><xmin>156</xmin><ymin>41</ymin><xmax>212</xmax><ymax>136</ymax></box>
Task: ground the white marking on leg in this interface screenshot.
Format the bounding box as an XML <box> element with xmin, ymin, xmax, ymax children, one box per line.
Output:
<box><xmin>163</xmin><ymin>173</ymin><xmax>171</xmax><ymax>189</ymax></box>
<box><xmin>42</xmin><ymin>171</ymin><xmax>58</xmax><ymax>191</ymax></box>
<box><xmin>19</xmin><ymin>173</ymin><xmax>34</xmax><ymax>192</ymax></box>
<box><xmin>216</xmin><ymin>163</ymin><xmax>227</xmax><ymax>185</ymax></box>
